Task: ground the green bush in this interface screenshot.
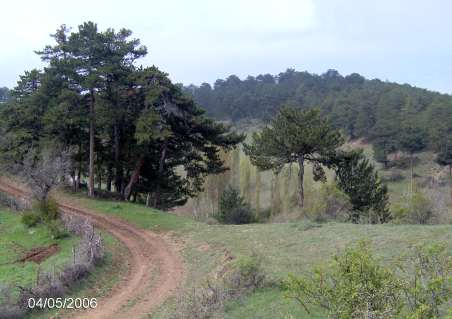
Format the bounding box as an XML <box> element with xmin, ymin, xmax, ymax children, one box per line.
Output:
<box><xmin>284</xmin><ymin>241</ymin><xmax>402</xmax><ymax>318</ymax></box>
<box><xmin>36</xmin><ymin>197</ymin><xmax>59</xmax><ymax>221</ymax></box>
<box><xmin>21</xmin><ymin>212</ymin><xmax>41</xmax><ymax>228</ymax></box>
<box><xmin>305</xmin><ymin>183</ymin><xmax>351</xmax><ymax>222</ymax></box>
<box><xmin>393</xmin><ymin>191</ymin><xmax>434</xmax><ymax>224</ymax></box>
<box><xmin>216</xmin><ymin>187</ymin><xmax>256</xmax><ymax>224</ymax></box>
<box><xmin>397</xmin><ymin>244</ymin><xmax>452</xmax><ymax>318</ymax></box>
<box><xmin>283</xmin><ymin>241</ymin><xmax>452</xmax><ymax>319</ymax></box>
<box><xmin>226</xmin><ymin>254</ymin><xmax>266</xmax><ymax>293</ymax></box>
<box><xmin>46</xmin><ymin>220</ymin><xmax>68</xmax><ymax>239</ymax></box>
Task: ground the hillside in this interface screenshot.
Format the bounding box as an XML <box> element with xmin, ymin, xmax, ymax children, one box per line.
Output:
<box><xmin>184</xmin><ymin>70</ymin><xmax>452</xmax><ymax>167</ymax></box>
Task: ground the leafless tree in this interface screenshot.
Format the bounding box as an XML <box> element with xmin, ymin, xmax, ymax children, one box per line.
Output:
<box><xmin>14</xmin><ymin>146</ymin><xmax>72</xmax><ymax>201</ymax></box>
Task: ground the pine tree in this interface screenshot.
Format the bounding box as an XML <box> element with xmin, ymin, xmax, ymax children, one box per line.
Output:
<box><xmin>36</xmin><ymin>22</ymin><xmax>147</xmax><ymax>197</ymax></box>
<box><xmin>333</xmin><ymin>150</ymin><xmax>390</xmax><ymax>223</ymax></box>
<box><xmin>244</xmin><ymin>107</ymin><xmax>343</xmax><ymax>207</ymax></box>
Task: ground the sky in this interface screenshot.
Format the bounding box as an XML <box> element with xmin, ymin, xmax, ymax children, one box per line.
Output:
<box><xmin>1</xmin><ymin>0</ymin><xmax>452</xmax><ymax>93</ymax></box>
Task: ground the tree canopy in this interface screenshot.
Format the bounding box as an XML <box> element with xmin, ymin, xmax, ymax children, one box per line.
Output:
<box><xmin>0</xmin><ymin>22</ymin><xmax>243</xmax><ymax>209</ymax></box>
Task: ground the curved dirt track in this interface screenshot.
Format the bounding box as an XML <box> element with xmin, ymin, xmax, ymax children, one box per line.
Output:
<box><xmin>0</xmin><ymin>179</ymin><xmax>184</xmax><ymax>319</ymax></box>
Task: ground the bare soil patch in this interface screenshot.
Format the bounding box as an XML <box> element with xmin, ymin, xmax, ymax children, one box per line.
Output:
<box><xmin>18</xmin><ymin>243</ymin><xmax>60</xmax><ymax>264</ymax></box>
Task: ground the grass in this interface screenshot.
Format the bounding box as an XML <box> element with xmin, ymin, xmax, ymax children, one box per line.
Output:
<box><xmin>67</xmin><ymin>193</ymin><xmax>452</xmax><ymax>318</ymax></box>
<box><xmin>224</xmin><ymin>287</ymin><xmax>323</xmax><ymax>319</ymax></box>
<box><xmin>0</xmin><ymin>208</ymin><xmax>79</xmax><ymax>295</ymax></box>
<box><xmin>70</xmin><ymin>194</ymin><xmax>197</xmax><ymax>232</ymax></box>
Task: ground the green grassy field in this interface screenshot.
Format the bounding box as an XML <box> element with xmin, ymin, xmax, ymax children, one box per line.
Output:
<box><xmin>0</xmin><ymin>209</ymin><xmax>79</xmax><ymax>294</ymax></box>
<box><xmin>68</xmin><ymin>194</ymin><xmax>452</xmax><ymax>318</ymax></box>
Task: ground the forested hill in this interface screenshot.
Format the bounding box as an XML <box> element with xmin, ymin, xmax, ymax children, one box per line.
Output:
<box><xmin>183</xmin><ymin>69</ymin><xmax>452</xmax><ymax>165</ymax></box>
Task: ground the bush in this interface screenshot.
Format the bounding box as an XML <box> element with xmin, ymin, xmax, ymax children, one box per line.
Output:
<box><xmin>397</xmin><ymin>244</ymin><xmax>452</xmax><ymax>318</ymax></box>
<box><xmin>21</xmin><ymin>197</ymin><xmax>61</xmax><ymax>229</ymax></box>
<box><xmin>216</xmin><ymin>187</ymin><xmax>256</xmax><ymax>224</ymax></box>
<box><xmin>37</xmin><ymin>197</ymin><xmax>59</xmax><ymax>221</ymax></box>
<box><xmin>46</xmin><ymin>219</ymin><xmax>69</xmax><ymax>239</ymax></box>
<box><xmin>21</xmin><ymin>211</ymin><xmax>41</xmax><ymax>227</ymax></box>
<box><xmin>284</xmin><ymin>241</ymin><xmax>403</xmax><ymax>318</ymax></box>
<box><xmin>170</xmin><ymin>253</ymin><xmax>266</xmax><ymax>319</ymax></box>
<box><xmin>305</xmin><ymin>183</ymin><xmax>351</xmax><ymax>222</ymax></box>
<box><xmin>393</xmin><ymin>191</ymin><xmax>435</xmax><ymax>224</ymax></box>
<box><xmin>283</xmin><ymin>241</ymin><xmax>452</xmax><ymax>319</ymax></box>
<box><xmin>226</xmin><ymin>254</ymin><xmax>266</xmax><ymax>294</ymax></box>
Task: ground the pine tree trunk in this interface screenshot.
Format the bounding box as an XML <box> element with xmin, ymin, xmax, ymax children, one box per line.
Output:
<box><xmin>146</xmin><ymin>193</ymin><xmax>151</xmax><ymax>207</ymax></box>
<box><xmin>113</xmin><ymin>123</ymin><xmax>122</xmax><ymax>193</ymax></box>
<box><xmin>106</xmin><ymin>164</ymin><xmax>112</xmax><ymax>192</ymax></box>
<box><xmin>124</xmin><ymin>156</ymin><xmax>145</xmax><ymax>200</ymax></box>
<box><xmin>153</xmin><ymin>140</ymin><xmax>168</xmax><ymax>207</ymax></box>
<box><xmin>76</xmin><ymin>142</ymin><xmax>82</xmax><ymax>192</ymax></box>
<box><xmin>88</xmin><ymin>90</ymin><xmax>95</xmax><ymax>197</ymax></box>
<box><xmin>297</xmin><ymin>155</ymin><xmax>305</xmax><ymax>207</ymax></box>
<box><xmin>76</xmin><ymin>167</ymin><xmax>81</xmax><ymax>192</ymax></box>
<box><xmin>71</xmin><ymin>171</ymin><xmax>76</xmax><ymax>192</ymax></box>
<box><xmin>97</xmin><ymin>170</ymin><xmax>102</xmax><ymax>190</ymax></box>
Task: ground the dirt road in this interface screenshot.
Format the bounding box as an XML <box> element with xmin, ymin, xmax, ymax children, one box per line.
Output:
<box><xmin>0</xmin><ymin>179</ymin><xmax>184</xmax><ymax>319</ymax></box>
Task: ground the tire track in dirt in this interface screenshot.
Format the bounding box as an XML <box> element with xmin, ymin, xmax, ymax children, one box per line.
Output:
<box><xmin>0</xmin><ymin>179</ymin><xmax>184</xmax><ymax>319</ymax></box>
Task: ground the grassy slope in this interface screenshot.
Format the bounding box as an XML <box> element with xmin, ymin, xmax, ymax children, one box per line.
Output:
<box><xmin>0</xmin><ymin>209</ymin><xmax>79</xmax><ymax>294</ymax></box>
<box><xmin>68</xmin><ymin>194</ymin><xmax>452</xmax><ymax>318</ymax></box>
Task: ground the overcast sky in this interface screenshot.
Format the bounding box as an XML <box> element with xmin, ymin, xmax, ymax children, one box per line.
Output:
<box><xmin>1</xmin><ymin>0</ymin><xmax>451</xmax><ymax>93</ymax></box>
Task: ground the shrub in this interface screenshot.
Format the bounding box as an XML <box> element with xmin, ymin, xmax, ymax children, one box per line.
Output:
<box><xmin>22</xmin><ymin>198</ymin><xmax>61</xmax><ymax>229</ymax></box>
<box><xmin>283</xmin><ymin>241</ymin><xmax>452</xmax><ymax>319</ymax></box>
<box><xmin>46</xmin><ymin>219</ymin><xmax>69</xmax><ymax>239</ymax></box>
<box><xmin>170</xmin><ymin>284</ymin><xmax>226</xmax><ymax>319</ymax></box>
<box><xmin>305</xmin><ymin>183</ymin><xmax>351</xmax><ymax>222</ymax></box>
<box><xmin>399</xmin><ymin>244</ymin><xmax>452</xmax><ymax>318</ymax></box>
<box><xmin>393</xmin><ymin>191</ymin><xmax>435</xmax><ymax>224</ymax></box>
<box><xmin>284</xmin><ymin>241</ymin><xmax>403</xmax><ymax>318</ymax></box>
<box><xmin>226</xmin><ymin>254</ymin><xmax>266</xmax><ymax>294</ymax></box>
<box><xmin>37</xmin><ymin>197</ymin><xmax>59</xmax><ymax>222</ymax></box>
<box><xmin>21</xmin><ymin>211</ymin><xmax>41</xmax><ymax>227</ymax></box>
<box><xmin>170</xmin><ymin>253</ymin><xmax>267</xmax><ymax>319</ymax></box>
<box><xmin>216</xmin><ymin>187</ymin><xmax>256</xmax><ymax>224</ymax></box>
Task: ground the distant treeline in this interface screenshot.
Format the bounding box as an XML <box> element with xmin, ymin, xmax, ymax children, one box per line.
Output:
<box><xmin>184</xmin><ymin>69</ymin><xmax>452</xmax><ymax>165</ymax></box>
